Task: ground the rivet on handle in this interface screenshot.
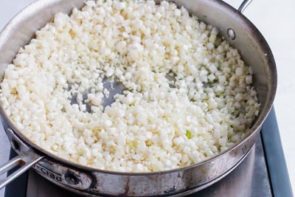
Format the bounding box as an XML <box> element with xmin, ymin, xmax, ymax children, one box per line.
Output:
<box><xmin>227</xmin><ymin>28</ymin><xmax>236</xmax><ymax>40</ymax></box>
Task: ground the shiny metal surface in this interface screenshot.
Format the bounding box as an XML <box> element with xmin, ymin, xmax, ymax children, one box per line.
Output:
<box><xmin>25</xmin><ymin>137</ymin><xmax>272</xmax><ymax>197</ymax></box>
<box><xmin>238</xmin><ymin>0</ymin><xmax>253</xmax><ymax>12</ymax></box>
<box><xmin>0</xmin><ymin>151</ymin><xmax>42</xmax><ymax>189</ymax></box>
<box><xmin>0</xmin><ymin>0</ymin><xmax>277</xmax><ymax>196</ymax></box>
<box><xmin>196</xmin><ymin>137</ymin><xmax>272</xmax><ymax>197</ymax></box>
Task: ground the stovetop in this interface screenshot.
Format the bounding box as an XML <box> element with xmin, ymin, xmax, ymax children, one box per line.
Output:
<box><xmin>1</xmin><ymin>109</ymin><xmax>293</xmax><ymax>197</ymax></box>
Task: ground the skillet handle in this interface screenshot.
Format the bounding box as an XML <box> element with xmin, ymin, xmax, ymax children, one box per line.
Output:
<box><xmin>0</xmin><ymin>151</ymin><xmax>43</xmax><ymax>189</ymax></box>
<box><xmin>238</xmin><ymin>0</ymin><xmax>252</xmax><ymax>13</ymax></box>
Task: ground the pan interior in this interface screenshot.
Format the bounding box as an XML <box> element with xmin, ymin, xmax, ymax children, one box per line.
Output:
<box><xmin>0</xmin><ymin>0</ymin><xmax>276</xmax><ymax>173</ymax></box>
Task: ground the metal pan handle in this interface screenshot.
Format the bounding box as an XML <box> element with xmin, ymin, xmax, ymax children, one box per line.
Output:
<box><xmin>0</xmin><ymin>151</ymin><xmax>43</xmax><ymax>189</ymax></box>
<box><xmin>238</xmin><ymin>0</ymin><xmax>253</xmax><ymax>13</ymax></box>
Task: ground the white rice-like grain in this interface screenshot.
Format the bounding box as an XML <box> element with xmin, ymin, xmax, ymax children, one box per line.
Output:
<box><xmin>0</xmin><ymin>0</ymin><xmax>260</xmax><ymax>172</ymax></box>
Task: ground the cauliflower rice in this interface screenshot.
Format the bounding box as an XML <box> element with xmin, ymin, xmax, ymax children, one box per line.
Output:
<box><xmin>0</xmin><ymin>0</ymin><xmax>260</xmax><ymax>172</ymax></box>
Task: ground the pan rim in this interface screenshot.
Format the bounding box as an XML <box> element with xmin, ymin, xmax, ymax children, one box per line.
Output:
<box><xmin>0</xmin><ymin>0</ymin><xmax>277</xmax><ymax>176</ymax></box>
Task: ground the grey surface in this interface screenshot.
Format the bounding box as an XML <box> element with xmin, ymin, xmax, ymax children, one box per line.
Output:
<box><xmin>0</xmin><ymin>124</ymin><xmax>10</xmax><ymax>167</ymax></box>
<box><xmin>25</xmin><ymin>137</ymin><xmax>271</xmax><ymax>197</ymax></box>
<box><xmin>262</xmin><ymin>110</ymin><xmax>293</xmax><ymax>197</ymax></box>
<box><xmin>0</xmin><ymin>125</ymin><xmax>10</xmax><ymax>196</ymax></box>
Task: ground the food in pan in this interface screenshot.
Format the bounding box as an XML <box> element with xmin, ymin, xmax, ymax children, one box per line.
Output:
<box><xmin>0</xmin><ymin>0</ymin><xmax>259</xmax><ymax>172</ymax></box>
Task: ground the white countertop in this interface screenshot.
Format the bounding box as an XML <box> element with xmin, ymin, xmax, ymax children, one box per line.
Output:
<box><xmin>0</xmin><ymin>0</ymin><xmax>294</xmax><ymax>193</ymax></box>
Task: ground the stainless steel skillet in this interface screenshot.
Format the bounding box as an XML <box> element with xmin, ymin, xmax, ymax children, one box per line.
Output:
<box><xmin>0</xmin><ymin>0</ymin><xmax>277</xmax><ymax>196</ymax></box>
